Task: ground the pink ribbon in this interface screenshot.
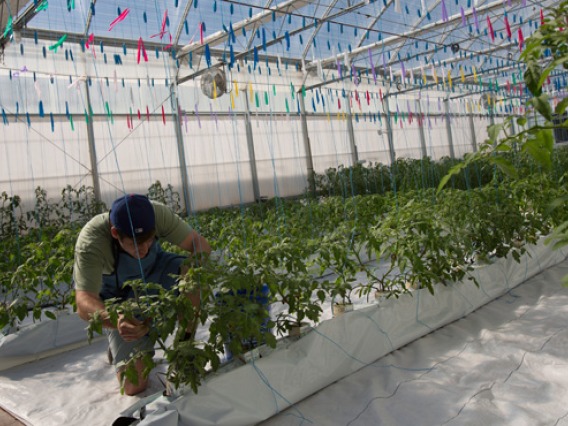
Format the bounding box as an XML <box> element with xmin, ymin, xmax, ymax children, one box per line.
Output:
<box><xmin>109</xmin><ymin>9</ymin><xmax>130</xmax><ymax>31</ymax></box>
<box><xmin>504</xmin><ymin>16</ymin><xmax>512</xmax><ymax>39</ymax></box>
<box><xmin>518</xmin><ymin>28</ymin><xmax>524</xmax><ymax>51</ymax></box>
<box><xmin>487</xmin><ymin>16</ymin><xmax>494</xmax><ymax>42</ymax></box>
<box><xmin>137</xmin><ymin>37</ymin><xmax>148</xmax><ymax>63</ymax></box>
<box><xmin>151</xmin><ymin>10</ymin><xmax>169</xmax><ymax>39</ymax></box>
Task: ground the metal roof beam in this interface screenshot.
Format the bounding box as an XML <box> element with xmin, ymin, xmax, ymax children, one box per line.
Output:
<box><xmin>301</xmin><ymin>38</ymin><xmax>519</xmax><ymax>93</ymax></box>
<box><xmin>354</xmin><ymin>0</ymin><xmax>395</xmax><ymax>49</ymax></box>
<box><xmin>177</xmin><ymin>0</ymin><xmax>311</xmax><ymax>59</ymax></box>
<box><xmin>84</xmin><ymin>0</ymin><xmax>97</xmax><ymax>36</ymax></box>
<box><xmin>310</xmin><ymin>0</ymin><xmax>522</xmax><ymax>71</ymax></box>
<box><xmin>0</xmin><ymin>0</ymin><xmax>41</xmax><ymax>44</ymax></box>
<box><xmin>244</xmin><ymin>0</ymin><xmax>276</xmax><ymax>52</ymax></box>
<box><xmin>1</xmin><ymin>0</ymin><xmax>21</xmax><ymax>33</ymax></box>
<box><xmin>11</xmin><ymin>27</ymin><xmax>175</xmax><ymax>54</ymax></box>
<box><xmin>302</xmin><ymin>0</ymin><xmax>351</xmax><ymax>59</ymax></box>
<box><xmin>385</xmin><ymin>0</ymin><xmax>446</xmax><ymax>64</ymax></box>
<box><xmin>423</xmin><ymin>2</ymin><xmax>539</xmax><ymax>66</ymax></box>
<box><xmin>172</xmin><ymin>0</ymin><xmax>195</xmax><ymax>47</ymax></box>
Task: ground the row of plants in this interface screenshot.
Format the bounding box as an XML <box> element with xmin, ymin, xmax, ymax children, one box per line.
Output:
<box><xmin>311</xmin><ymin>156</ymin><xmax>495</xmax><ymax>198</ymax></box>
<box><xmin>0</xmin><ymin>182</ymin><xmax>181</xmax><ymax>331</ymax></box>
<box><xmin>91</xmin><ymin>149</ymin><xmax>568</xmax><ymax>393</ymax></box>
<box><xmin>312</xmin><ymin>147</ymin><xmax>568</xmax><ymax>199</ymax></box>
<box><xmin>2</xmin><ymin>146</ymin><xmax>568</xmax><ymax>392</ymax></box>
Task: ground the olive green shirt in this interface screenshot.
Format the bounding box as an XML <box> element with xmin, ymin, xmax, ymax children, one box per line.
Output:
<box><xmin>73</xmin><ymin>201</ymin><xmax>191</xmax><ymax>293</ymax></box>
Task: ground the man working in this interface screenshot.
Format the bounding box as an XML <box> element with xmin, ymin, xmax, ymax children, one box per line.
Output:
<box><xmin>73</xmin><ymin>193</ymin><xmax>211</xmax><ymax>395</ymax></box>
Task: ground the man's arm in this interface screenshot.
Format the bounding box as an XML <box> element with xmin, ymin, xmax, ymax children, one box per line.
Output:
<box><xmin>178</xmin><ymin>229</ymin><xmax>212</xmax><ymax>257</ymax></box>
<box><xmin>176</xmin><ymin>230</ymin><xmax>211</xmax><ymax>337</ymax></box>
<box><xmin>76</xmin><ymin>290</ymin><xmax>148</xmax><ymax>341</ymax></box>
<box><xmin>76</xmin><ymin>290</ymin><xmax>110</xmax><ymax>325</ymax></box>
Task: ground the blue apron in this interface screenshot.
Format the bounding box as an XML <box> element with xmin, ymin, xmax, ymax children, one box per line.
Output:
<box><xmin>100</xmin><ymin>241</ymin><xmax>185</xmax><ymax>301</ymax></box>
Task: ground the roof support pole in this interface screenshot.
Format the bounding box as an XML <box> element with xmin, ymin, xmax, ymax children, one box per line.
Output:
<box><xmin>298</xmin><ymin>93</ymin><xmax>316</xmax><ymax>196</ymax></box>
<box><xmin>416</xmin><ymin>99</ymin><xmax>428</xmax><ymax>158</ymax></box>
<box><xmin>382</xmin><ymin>94</ymin><xmax>396</xmax><ymax>165</ymax></box>
<box><xmin>244</xmin><ymin>90</ymin><xmax>261</xmax><ymax>202</ymax></box>
<box><xmin>345</xmin><ymin>91</ymin><xmax>359</xmax><ymax>166</ymax></box>
<box><xmin>444</xmin><ymin>96</ymin><xmax>455</xmax><ymax>159</ymax></box>
<box><xmin>489</xmin><ymin>103</ymin><xmax>496</xmax><ymax>127</ymax></box>
<box><xmin>84</xmin><ymin>80</ymin><xmax>102</xmax><ymax>203</ymax></box>
<box><xmin>468</xmin><ymin>103</ymin><xmax>478</xmax><ymax>153</ymax></box>
<box><xmin>170</xmin><ymin>83</ymin><xmax>193</xmax><ymax>215</ymax></box>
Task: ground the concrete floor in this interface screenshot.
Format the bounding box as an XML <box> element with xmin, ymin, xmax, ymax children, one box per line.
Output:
<box><xmin>0</xmin><ymin>408</ymin><xmax>24</xmax><ymax>426</ymax></box>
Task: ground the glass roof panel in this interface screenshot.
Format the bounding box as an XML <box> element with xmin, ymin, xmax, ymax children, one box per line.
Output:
<box><xmin>14</xmin><ymin>0</ymin><xmax>559</xmax><ymax>89</ymax></box>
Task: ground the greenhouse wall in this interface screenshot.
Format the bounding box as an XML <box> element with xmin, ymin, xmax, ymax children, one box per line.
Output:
<box><xmin>0</xmin><ymin>36</ymin><xmax>524</xmax><ymax>213</ymax></box>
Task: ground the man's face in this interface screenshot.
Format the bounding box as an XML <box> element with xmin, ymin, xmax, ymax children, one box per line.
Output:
<box><xmin>117</xmin><ymin>235</ymin><xmax>155</xmax><ymax>259</ymax></box>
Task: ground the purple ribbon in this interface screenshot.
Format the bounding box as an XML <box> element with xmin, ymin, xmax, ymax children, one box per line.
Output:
<box><xmin>441</xmin><ymin>0</ymin><xmax>448</xmax><ymax>22</ymax></box>
<box><xmin>195</xmin><ymin>103</ymin><xmax>201</xmax><ymax>129</ymax></box>
<box><xmin>473</xmin><ymin>7</ymin><xmax>479</xmax><ymax>32</ymax></box>
<box><xmin>369</xmin><ymin>48</ymin><xmax>377</xmax><ymax>84</ymax></box>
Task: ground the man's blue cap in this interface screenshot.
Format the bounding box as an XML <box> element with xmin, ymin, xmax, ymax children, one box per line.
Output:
<box><xmin>110</xmin><ymin>194</ymin><xmax>155</xmax><ymax>237</ymax></box>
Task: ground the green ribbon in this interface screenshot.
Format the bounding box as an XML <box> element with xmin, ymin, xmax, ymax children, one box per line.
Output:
<box><xmin>49</xmin><ymin>34</ymin><xmax>67</xmax><ymax>52</ymax></box>
<box><xmin>2</xmin><ymin>16</ymin><xmax>13</xmax><ymax>39</ymax></box>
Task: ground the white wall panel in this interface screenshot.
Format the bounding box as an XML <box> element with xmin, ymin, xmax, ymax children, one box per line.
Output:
<box><xmin>251</xmin><ymin>115</ymin><xmax>308</xmax><ymax>199</ymax></box>
<box><xmin>0</xmin><ymin>116</ymin><xmax>91</xmax><ymax>211</ymax></box>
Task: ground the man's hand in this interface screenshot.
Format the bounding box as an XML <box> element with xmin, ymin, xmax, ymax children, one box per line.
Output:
<box><xmin>117</xmin><ymin>315</ymin><xmax>149</xmax><ymax>342</ymax></box>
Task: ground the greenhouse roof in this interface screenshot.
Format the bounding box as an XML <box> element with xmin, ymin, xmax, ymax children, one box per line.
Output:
<box><xmin>0</xmin><ymin>0</ymin><xmax>557</xmax><ymax>88</ymax></box>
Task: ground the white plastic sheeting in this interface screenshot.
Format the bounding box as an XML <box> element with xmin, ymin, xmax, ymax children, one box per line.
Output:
<box><xmin>132</xmin><ymin>237</ymin><xmax>567</xmax><ymax>426</ymax></box>
<box><xmin>263</xmin><ymin>260</ymin><xmax>568</xmax><ymax>426</ymax></box>
<box><xmin>0</xmin><ymin>308</ymin><xmax>96</xmax><ymax>371</ymax></box>
<box><xmin>0</xmin><ymin>238</ymin><xmax>566</xmax><ymax>426</ymax></box>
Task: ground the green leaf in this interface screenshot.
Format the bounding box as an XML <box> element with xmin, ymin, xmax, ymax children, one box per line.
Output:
<box><xmin>537</xmin><ymin>55</ymin><xmax>568</xmax><ymax>90</ymax></box>
<box><xmin>555</xmin><ymin>97</ymin><xmax>568</xmax><ymax>116</ymax></box>
<box><xmin>487</xmin><ymin>123</ymin><xmax>504</xmax><ymax>144</ymax></box>
<box><xmin>436</xmin><ymin>163</ymin><xmax>465</xmax><ymax>193</ymax></box>
<box><xmin>494</xmin><ymin>144</ymin><xmax>512</xmax><ymax>152</ymax></box>
<box><xmin>489</xmin><ymin>156</ymin><xmax>518</xmax><ymax>178</ymax></box>
<box><xmin>524</xmin><ymin>61</ymin><xmax>542</xmax><ymax>96</ymax></box>
<box><xmin>516</xmin><ymin>116</ymin><xmax>527</xmax><ymax>126</ymax></box>
<box><xmin>44</xmin><ymin>311</ymin><xmax>57</xmax><ymax>320</ymax></box>
<box><xmin>531</xmin><ymin>94</ymin><xmax>553</xmax><ymax>122</ymax></box>
<box><xmin>521</xmin><ymin>135</ymin><xmax>552</xmax><ymax>169</ymax></box>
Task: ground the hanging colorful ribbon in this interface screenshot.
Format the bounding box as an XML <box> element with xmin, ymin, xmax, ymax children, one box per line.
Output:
<box><xmin>137</xmin><ymin>37</ymin><xmax>148</xmax><ymax>63</ymax></box>
<box><xmin>2</xmin><ymin>16</ymin><xmax>12</xmax><ymax>39</ymax></box>
<box><xmin>486</xmin><ymin>16</ymin><xmax>495</xmax><ymax>42</ymax></box>
<box><xmin>109</xmin><ymin>8</ymin><xmax>130</xmax><ymax>31</ymax></box>
<box><xmin>36</xmin><ymin>1</ymin><xmax>48</xmax><ymax>12</ymax></box>
<box><xmin>369</xmin><ymin>49</ymin><xmax>377</xmax><ymax>84</ymax></box>
<box><xmin>504</xmin><ymin>15</ymin><xmax>512</xmax><ymax>39</ymax></box>
<box><xmin>49</xmin><ymin>34</ymin><xmax>67</xmax><ymax>52</ymax></box>
<box><xmin>150</xmin><ymin>10</ymin><xmax>168</xmax><ymax>39</ymax></box>
<box><xmin>431</xmin><ymin>64</ymin><xmax>438</xmax><ymax>85</ymax></box>
<box><xmin>441</xmin><ymin>0</ymin><xmax>448</xmax><ymax>22</ymax></box>
<box><xmin>85</xmin><ymin>33</ymin><xmax>95</xmax><ymax>49</ymax></box>
<box><xmin>472</xmin><ymin>7</ymin><xmax>479</xmax><ymax>33</ymax></box>
<box><xmin>164</xmin><ymin>34</ymin><xmax>173</xmax><ymax>50</ymax></box>
<box><xmin>518</xmin><ymin>28</ymin><xmax>524</xmax><ymax>51</ymax></box>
